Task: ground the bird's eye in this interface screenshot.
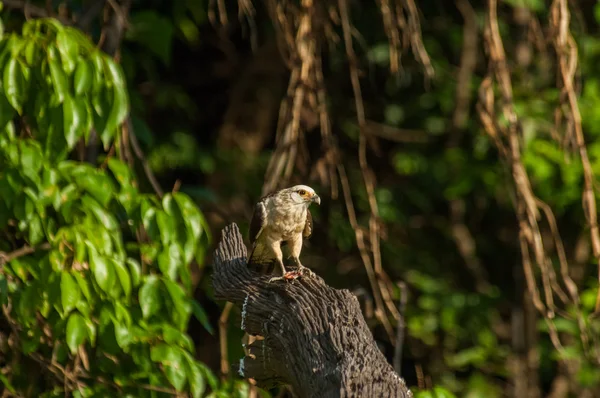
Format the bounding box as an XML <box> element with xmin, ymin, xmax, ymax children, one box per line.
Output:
<box><xmin>298</xmin><ymin>190</ymin><xmax>306</xmax><ymax>196</ymax></box>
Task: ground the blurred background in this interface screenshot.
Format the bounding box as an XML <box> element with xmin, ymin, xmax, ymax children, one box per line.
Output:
<box><xmin>2</xmin><ymin>0</ymin><xmax>600</xmax><ymax>397</ymax></box>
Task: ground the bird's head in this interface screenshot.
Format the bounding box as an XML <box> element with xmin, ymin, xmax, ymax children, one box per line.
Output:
<box><xmin>284</xmin><ymin>185</ymin><xmax>321</xmax><ymax>206</ymax></box>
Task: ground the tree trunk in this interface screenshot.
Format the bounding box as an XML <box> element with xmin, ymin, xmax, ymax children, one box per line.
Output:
<box><xmin>212</xmin><ymin>224</ymin><xmax>412</xmax><ymax>398</ymax></box>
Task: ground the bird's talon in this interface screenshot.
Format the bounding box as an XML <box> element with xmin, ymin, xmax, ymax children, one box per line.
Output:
<box><xmin>268</xmin><ymin>271</ymin><xmax>302</xmax><ymax>283</ymax></box>
<box><xmin>297</xmin><ymin>265</ymin><xmax>314</xmax><ymax>277</ymax></box>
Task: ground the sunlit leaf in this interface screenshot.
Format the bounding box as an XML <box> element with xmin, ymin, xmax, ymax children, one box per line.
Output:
<box><xmin>63</xmin><ymin>94</ymin><xmax>85</xmax><ymax>147</ymax></box>
<box><xmin>139</xmin><ymin>275</ymin><xmax>161</xmax><ymax>319</ymax></box>
<box><xmin>61</xmin><ymin>271</ymin><xmax>81</xmax><ymax>315</ymax></box>
<box><xmin>87</xmin><ymin>244</ymin><xmax>116</xmax><ymax>295</ymax></box>
<box><xmin>48</xmin><ymin>46</ymin><xmax>69</xmax><ymax>103</ymax></box>
<box><xmin>3</xmin><ymin>57</ymin><xmax>26</xmax><ymax>113</ymax></box>
<box><xmin>66</xmin><ymin>312</ymin><xmax>88</xmax><ymax>354</ymax></box>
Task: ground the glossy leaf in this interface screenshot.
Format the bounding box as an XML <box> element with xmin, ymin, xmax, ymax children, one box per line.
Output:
<box><xmin>158</xmin><ymin>243</ymin><xmax>182</xmax><ymax>281</ymax></box>
<box><xmin>112</xmin><ymin>259</ymin><xmax>132</xmax><ymax>299</ymax></box>
<box><xmin>73</xmin><ymin>272</ymin><xmax>92</xmax><ymax>302</ymax></box>
<box><xmin>60</xmin><ymin>271</ymin><xmax>81</xmax><ymax>315</ymax></box>
<box><xmin>150</xmin><ymin>343</ymin><xmax>186</xmax><ymax>391</ymax></box>
<box><xmin>3</xmin><ymin>57</ymin><xmax>25</xmax><ymax>113</ymax></box>
<box><xmin>81</xmin><ymin>195</ymin><xmax>118</xmax><ymax>230</ymax></box>
<box><xmin>107</xmin><ymin>158</ymin><xmax>132</xmax><ymax>187</ymax></box>
<box><xmin>66</xmin><ymin>312</ymin><xmax>87</xmax><ymax>354</ymax></box>
<box><xmin>76</xmin><ymin>173</ymin><xmax>115</xmax><ymax>207</ymax></box>
<box><xmin>139</xmin><ymin>275</ymin><xmax>161</xmax><ymax>319</ymax></box>
<box><xmin>163</xmin><ymin>279</ymin><xmax>191</xmax><ymax>330</ymax></box>
<box><xmin>63</xmin><ymin>94</ymin><xmax>84</xmax><ymax>148</ymax></box>
<box><xmin>186</xmin><ymin>359</ymin><xmax>206</xmax><ymax>398</ymax></box>
<box><xmin>87</xmin><ymin>244</ymin><xmax>116</xmax><ymax>295</ymax></box>
<box><xmin>47</xmin><ymin>46</ymin><xmax>69</xmax><ymax>103</ymax></box>
<box><xmin>126</xmin><ymin>258</ymin><xmax>142</xmax><ymax>287</ymax></box>
<box><xmin>100</xmin><ymin>57</ymin><xmax>129</xmax><ymax>149</ymax></box>
<box><xmin>55</xmin><ymin>29</ymin><xmax>78</xmax><ymax>74</ymax></box>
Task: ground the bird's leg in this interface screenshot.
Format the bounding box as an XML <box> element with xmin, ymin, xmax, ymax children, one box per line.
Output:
<box><xmin>290</xmin><ymin>256</ymin><xmax>313</xmax><ymax>277</ymax></box>
<box><xmin>288</xmin><ymin>235</ymin><xmax>313</xmax><ymax>277</ymax></box>
<box><xmin>268</xmin><ymin>240</ymin><xmax>300</xmax><ymax>283</ymax></box>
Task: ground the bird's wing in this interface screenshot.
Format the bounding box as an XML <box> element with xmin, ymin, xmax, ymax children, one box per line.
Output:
<box><xmin>249</xmin><ymin>200</ymin><xmax>267</xmax><ymax>246</ymax></box>
<box><xmin>303</xmin><ymin>209</ymin><xmax>313</xmax><ymax>239</ymax></box>
<box><xmin>247</xmin><ymin>199</ymin><xmax>272</xmax><ymax>272</ymax></box>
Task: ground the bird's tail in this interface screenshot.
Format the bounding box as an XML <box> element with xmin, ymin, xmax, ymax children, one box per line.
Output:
<box><xmin>246</xmin><ymin>243</ymin><xmax>273</xmax><ymax>274</ymax></box>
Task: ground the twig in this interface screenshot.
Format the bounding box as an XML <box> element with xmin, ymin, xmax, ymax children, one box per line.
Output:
<box><xmin>127</xmin><ymin>118</ymin><xmax>164</xmax><ymax>198</ymax></box>
<box><xmin>550</xmin><ymin>0</ymin><xmax>600</xmax><ymax>315</ymax></box>
<box><xmin>0</xmin><ymin>243</ymin><xmax>51</xmax><ymax>268</ymax></box>
<box><xmin>393</xmin><ymin>282</ymin><xmax>407</xmax><ymax>375</ymax></box>
<box><xmin>339</xmin><ymin>0</ymin><xmax>400</xmax><ymax>334</ymax></box>
<box><xmin>3</xmin><ymin>0</ymin><xmax>71</xmax><ymax>24</ymax></box>
<box><xmin>219</xmin><ymin>301</ymin><xmax>234</xmax><ymax>379</ymax></box>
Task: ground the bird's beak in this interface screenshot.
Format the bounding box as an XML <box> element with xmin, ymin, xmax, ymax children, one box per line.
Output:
<box><xmin>311</xmin><ymin>194</ymin><xmax>321</xmax><ymax>205</ymax></box>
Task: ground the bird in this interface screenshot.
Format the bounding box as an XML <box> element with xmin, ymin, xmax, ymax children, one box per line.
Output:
<box><xmin>247</xmin><ymin>184</ymin><xmax>320</xmax><ymax>282</ymax></box>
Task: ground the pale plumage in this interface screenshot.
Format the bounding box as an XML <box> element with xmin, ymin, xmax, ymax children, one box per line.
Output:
<box><xmin>247</xmin><ymin>185</ymin><xmax>320</xmax><ymax>282</ymax></box>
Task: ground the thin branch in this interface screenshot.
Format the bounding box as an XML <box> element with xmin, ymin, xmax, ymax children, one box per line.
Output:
<box><xmin>393</xmin><ymin>282</ymin><xmax>407</xmax><ymax>375</ymax></box>
<box><xmin>0</xmin><ymin>243</ymin><xmax>51</xmax><ymax>268</ymax></box>
<box><xmin>127</xmin><ymin>118</ymin><xmax>164</xmax><ymax>198</ymax></box>
<box><xmin>219</xmin><ymin>301</ymin><xmax>234</xmax><ymax>379</ymax></box>
<box><xmin>3</xmin><ymin>0</ymin><xmax>71</xmax><ymax>24</ymax></box>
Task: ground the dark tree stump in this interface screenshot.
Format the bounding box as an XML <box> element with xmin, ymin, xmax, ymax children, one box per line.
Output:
<box><xmin>212</xmin><ymin>223</ymin><xmax>412</xmax><ymax>398</ymax></box>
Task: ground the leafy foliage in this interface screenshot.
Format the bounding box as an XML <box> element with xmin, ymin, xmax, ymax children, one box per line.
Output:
<box><xmin>0</xmin><ymin>17</ymin><xmax>223</xmax><ymax>397</ymax></box>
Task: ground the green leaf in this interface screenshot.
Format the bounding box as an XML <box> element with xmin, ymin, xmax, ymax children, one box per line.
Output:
<box><xmin>156</xmin><ymin>210</ymin><xmax>174</xmax><ymax>245</ymax></box>
<box><xmin>19</xmin><ymin>140</ymin><xmax>43</xmax><ymax>179</ymax></box>
<box><xmin>163</xmin><ymin>279</ymin><xmax>191</xmax><ymax>330</ymax></box>
<box><xmin>191</xmin><ymin>300</ymin><xmax>214</xmax><ymax>335</ymax></box>
<box><xmin>73</xmin><ymin>271</ymin><xmax>92</xmax><ymax>302</ymax></box>
<box><xmin>87</xmin><ymin>244</ymin><xmax>116</xmax><ymax>295</ymax></box>
<box><xmin>0</xmin><ymin>374</ymin><xmax>16</xmax><ymax>394</ymax></box>
<box><xmin>76</xmin><ymin>173</ymin><xmax>115</xmax><ymax>207</ymax></box>
<box><xmin>173</xmin><ymin>193</ymin><xmax>203</xmax><ymax>240</ymax></box>
<box><xmin>28</xmin><ymin>214</ymin><xmax>44</xmax><ymax>245</ymax></box>
<box><xmin>66</xmin><ymin>312</ymin><xmax>88</xmax><ymax>354</ymax></box>
<box><xmin>81</xmin><ymin>195</ymin><xmax>118</xmax><ymax>230</ymax></box>
<box><xmin>142</xmin><ymin>205</ymin><xmax>160</xmax><ymax>242</ymax></box>
<box><xmin>3</xmin><ymin>57</ymin><xmax>26</xmax><ymax>113</ymax></box>
<box><xmin>63</xmin><ymin>94</ymin><xmax>85</xmax><ymax>148</ymax></box>
<box><xmin>113</xmin><ymin>302</ymin><xmax>133</xmax><ymax>349</ymax></box>
<box><xmin>61</xmin><ymin>271</ymin><xmax>81</xmax><ymax>315</ymax></box>
<box><xmin>100</xmin><ymin>57</ymin><xmax>129</xmax><ymax>149</ymax></box>
<box><xmin>48</xmin><ymin>46</ymin><xmax>69</xmax><ymax>103</ymax></box>
<box><xmin>112</xmin><ymin>259</ymin><xmax>132</xmax><ymax>299</ymax></box>
<box><xmin>107</xmin><ymin>158</ymin><xmax>132</xmax><ymax>186</ymax></box>
<box><xmin>163</xmin><ymin>324</ymin><xmax>194</xmax><ymax>352</ymax></box>
<box><xmin>113</xmin><ymin>318</ymin><xmax>132</xmax><ymax>350</ymax></box>
<box><xmin>186</xmin><ymin>360</ymin><xmax>206</xmax><ymax>398</ymax></box>
<box><xmin>56</xmin><ymin>29</ymin><xmax>78</xmax><ymax>74</ymax></box>
<box><xmin>139</xmin><ymin>275</ymin><xmax>161</xmax><ymax>319</ymax></box>
<box><xmin>74</xmin><ymin>59</ymin><xmax>92</xmax><ymax>95</ymax></box>
<box><xmin>127</xmin><ymin>258</ymin><xmax>141</xmax><ymax>287</ymax></box>
<box><xmin>150</xmin><ymin>343</ymin><xmax>187</xmax><ymax>391</ymax></box>
<box><xmin>158</xmin><ymin>244</ymin><xmax>182</xmax><ymax>281</ymax></box>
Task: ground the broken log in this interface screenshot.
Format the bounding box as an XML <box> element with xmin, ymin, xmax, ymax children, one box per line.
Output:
<box><xmin>212</xmin><ymin>223</ymin><xmax>412</xmax><ymax>398</ymax></box>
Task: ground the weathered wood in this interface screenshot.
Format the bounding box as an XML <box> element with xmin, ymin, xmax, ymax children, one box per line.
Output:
<box><xmin>212</xmin><ymin>223</ymin><xmax>412</xmax><ymax>398</ymax></box>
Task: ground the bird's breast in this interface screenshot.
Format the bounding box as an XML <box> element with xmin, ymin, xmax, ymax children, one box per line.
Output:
<box><xmin>269</xmin><ymin>206</ymin><xmax>306</xmax><ymax>240</ymax></box>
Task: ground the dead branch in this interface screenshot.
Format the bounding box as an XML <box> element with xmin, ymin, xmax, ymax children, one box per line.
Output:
<box><xmin>212</xmin><ymin>223</ymin><xmax>412</xmax><ymax>398</ymax></box>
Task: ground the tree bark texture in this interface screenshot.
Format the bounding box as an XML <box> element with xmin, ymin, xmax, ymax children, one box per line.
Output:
<box><xmin>212</xmin><ymin>223</ymin><xmax>412</xmax><ymax>398</ymax></box>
